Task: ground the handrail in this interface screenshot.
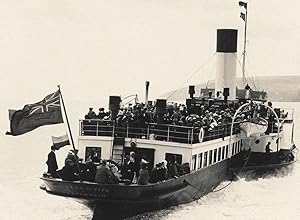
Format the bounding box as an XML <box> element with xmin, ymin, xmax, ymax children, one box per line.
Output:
<box><xmin>79</xmin><ymin>119</ymin><xmax>241</xmax><ymax>144</ymax></box>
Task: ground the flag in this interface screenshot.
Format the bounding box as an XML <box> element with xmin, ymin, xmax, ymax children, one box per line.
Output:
<box><xmin>52</xmin><ymin>134</ymin><xmax>70</xmax><ymax>149</ymax></box>
<box><xmin>240</xmin><ymin>12</ymin><xmax>246</xmax><ymax>21</ymax></box>
<box><xmin>6</xmin><ymin>90</ymin><xmax>63</xmax><ymax>136</ymax></box>
<box><xmin>239</xmin><ymin>1</ymin><xmax>247</xmax><ymax>9</ymax></box>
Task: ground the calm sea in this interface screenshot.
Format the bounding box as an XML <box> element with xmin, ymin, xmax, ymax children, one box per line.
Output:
<box><xmin>0</xmin><ymin>102</ymin><xmax>299</xmax><ymax>220</ymax></box>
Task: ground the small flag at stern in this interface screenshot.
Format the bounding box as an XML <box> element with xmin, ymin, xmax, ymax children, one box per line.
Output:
<box><xmin>52</xmin><ymin>134</ymin><xmax>70</xmax><ymax>150</ymax></box>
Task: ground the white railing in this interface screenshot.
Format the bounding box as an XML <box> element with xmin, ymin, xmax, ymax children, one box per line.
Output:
<box><xmin>79</xmin><ymin>119</ymin><xmax>240</xmax><ymax>144</ymax></box>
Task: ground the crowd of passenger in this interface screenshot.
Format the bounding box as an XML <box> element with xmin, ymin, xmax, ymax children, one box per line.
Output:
<box><xmin>46</xmin><ymin>147</ymin><xmax>190</xmax><ymax>185</ymax></box>
<box><xmin>85</xmin><ymin>103</ymin><xmax>235</xmax><ymax>130</ymax></box>
<box><xmin>84</xmin><ymin>100</ymin><xmax>283</xmax><ymax>137</ymax></box>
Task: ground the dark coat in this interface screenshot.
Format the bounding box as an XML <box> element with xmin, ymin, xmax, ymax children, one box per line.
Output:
<box><xmin>81</xmin><ymin>162</ymin><xmax>97</xmax><ymax>182</ymax></box>
<box><xmin>58</xmin><ymin>165</ymin><xmax>79</xmax><ymax>181</ymax></box>
<box><xmin>46</xmin><ymin>151</ymin><xmax>58</xmax><ymax>174</ymax></box>
<box><xmin>95</xmin><ymin>165</ymin><xmax>111</xmax><ymax>184</ymax></box>
<box><xmin>137</xmin><ymin>168</ymin><xmax>149</xmax><ymax>185</ymax></box>
<box><xmin>168</xmin><ymin>162</ymin><xmax>179</xmax><ymax>178</ymax></box>
<box><xmin>126</xmin><ymin>160</ymin><xmax>139</xmax><ymax>181</ymax></box>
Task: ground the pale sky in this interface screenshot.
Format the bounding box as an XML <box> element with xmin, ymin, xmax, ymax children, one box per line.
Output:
<box><xmin>1</xmin><ymin>0</ymin><xmax>300</xmax><ymax>106</ymax></box>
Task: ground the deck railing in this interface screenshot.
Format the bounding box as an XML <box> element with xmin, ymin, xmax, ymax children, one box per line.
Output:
<box><xmin>79</xmin><ymin>119</ymin><xmax>240</xmax><ymax>144</ymax></box>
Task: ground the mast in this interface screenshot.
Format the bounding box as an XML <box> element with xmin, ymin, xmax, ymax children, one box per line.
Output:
<box><xmin>239</xmin><ymin>1</ymin><xmax>248</xmax><ymax>87</ymax></box>
<box><xmin>57</xmin><ymin>85</ymin><xmax>82</xmax><ymax>180</ymax></box>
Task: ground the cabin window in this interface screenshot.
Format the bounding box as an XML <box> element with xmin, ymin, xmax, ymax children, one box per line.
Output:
<box><xmin>213</xmin><ymin>149</ymin><xmax>217</xmax><ymax>163</ymax></box>
<box><xmin>191</xmin><ymin>155</ymin><xmax>197</xmax><ymax>171</ymax></box>
<box><xmin>198</xmin><ymin>153</ymin><xmax>203</xmax><ymax>169</ymax></box>
<box><xmin>232</xmin><ymin>143</ymin><xmax>235</xmax><ymax>155</ymax></box>
<box><xmin>218</xmin><ymin>147</ymin><xmax>222</xmax><ymax>161</ymax></box>
<box><xmin>203</xmin><ymin>152</ymin><xmax>208</xmax><ymax>167</ymax></box>
<box><xmin>85</xmin><ymin>147</ymin><xmax>101</xmax><ymax>163</ymax></box>
<box><xmin>222</xmin><ymin>146</ymin><xmax>225</xmax><ymax>160</ymax></box>
<box><xmin>225</xmin><ymin>145</ymin><xmax>229</xmax><ymax>158</ymax></box>
<box><xmin>165</xmin><ymin>153</ymin><xmax>182</xmax><ymax>164</ymax></box>
<box><xmin>209</xmin><ymin>150</ymin><xmax>213</xmax><ymax>165</ymax></box>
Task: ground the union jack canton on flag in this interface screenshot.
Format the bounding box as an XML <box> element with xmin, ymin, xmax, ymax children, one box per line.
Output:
<box><xmin>6</xmin><ymin>90</ymin><xmax>63</xmax><ymax>136</ymax></box>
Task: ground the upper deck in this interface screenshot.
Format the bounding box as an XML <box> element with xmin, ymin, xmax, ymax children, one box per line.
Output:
<box><xmin>79</xmin><ymin>106</ymin><xmax>293</xmax><ymax>145</ymax></box>
<box><xmin>79</xmin><ymin>119</ymin><xmax>240</xmax><ymax>144</ymax></box>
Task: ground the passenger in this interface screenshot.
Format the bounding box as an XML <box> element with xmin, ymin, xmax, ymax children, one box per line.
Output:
<box><xmin>149</xmin><ymin>163</ymin><xmax>161</xmax><ymax>183</ymax></box>
<box><xmin>168</xmin><ymin>156</ymin><xmax>179</xmax><ymax>179</ymax></box>
<box><xmin>127</xmin><ymin>151</ymin><xmax>139</xmax><ymax>182</ymax></box>
<box><xmin>245</xmin><ymin>84</ymin><xmax>251</xmax><ymax>90</ymax></box>
<box><xmin>157</xmin><ymin>160</ymin><xmax>168</xmax><ymax>181</ymax></box>
<box><xmin>121</xmin><ymin>155</ymin><xmax>131</xmax><ymax>180</ymax></box>
<box><xmin>108</xmin><ymin>164</ymin><xmax>120</xmax><ymax>184</ymax></box>
<box><xmin>137</xmin><ymin>162</ymin><xmax>149</xmax><ymax>185</ymax></box>
<box><xmin>58</xmin><ymin>159</ymin><xmax>80</xmax><ymax>181</ymax></box>
<box><xmin>85</xmin><ymin>107</ymin><xmax>97</xmax><ymax>119</ymax></box>
<box><xmin>64</xmin><ymin>149</ymin><xmax>79</xmax><ymax>166</ymax></box>
<box><xmin>82</xmin><ymin>158</ymin><xmax>97</xmax><ymax>182</ymax></box>
<box><xmin>178</xmin><ymin>163</ymin><xmax>191</xmax><ymax>175</ymax></box>
<box><xmin>265</xmin><ymin>142</ymin><xmax>272</xmax><ymax>154</ymax></box>
<box><xmin>46</xmin><ymin>145</ymin><xmax>59</xmax><ymax>178</ymax></box>
<box><xmin>97</xmin><ymin>108</ymin><xmax>106</xmax><ymax>119</ymax></box>
<box><xmin>95</xmin><ymin>160</ymin><xmax>112</xmax><ymax>184</ymax></box>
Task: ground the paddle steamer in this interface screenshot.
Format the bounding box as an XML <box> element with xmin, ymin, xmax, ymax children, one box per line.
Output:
<box><xmin>40</xmin><ymin>7</ymin><xmax>297</xmax><ymax>219</ymax></box>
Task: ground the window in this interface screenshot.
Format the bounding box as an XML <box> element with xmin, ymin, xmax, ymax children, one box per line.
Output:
<box><xmin>218</xmin><ymin>147</ymin><xmax>222</xmax><ymax>161</ymax></box>
<box><xmin>232</xmin><ymin>143</ymin><xmax>235</xmax><ymax>155</ymax></box>
<box><xmin>198</xmin><ymin>153</ymin><xmax>203</xmax><ymax>169</ymax></box>
<box><xmin>225</xmin><ymin>145</ymin><xmax>229</xmax><ymax>158</ymax></box>
<box><xmin>191</xmin><ymin>155</ymin><xmax>197</xmax><ymax>171</ymax></box>
<box><xmin>222</xmin><ymin>146</ymin><xmax>225</xmax><ymax>160</ymax></box>
<box><xmin>85</xmin><ymin>147</ymin><xmax>101</xmax><ymax>163</ymax></box>
<box><xmin>165</xmin><ymin>153</ymin><xmax>182</xmax><ymax>164</ymax></box>
<box><xmin>209</xmin><ymin>150</ymin><xmax>213</xmax><ymax>165</ymax></box>
<box><xmin>235</xmin><ymin>143</ymin><xmax>238</xmax><ymax>153</ymax></box>
<box><xmin>203</xmin><ymin>152</ymin><xmax>208</xmax><ymax>167</ymax></box>
<box><xmin>213</xmin><ymin>149</ymin><xmax>217</xmax><ymax>163</ymax></box>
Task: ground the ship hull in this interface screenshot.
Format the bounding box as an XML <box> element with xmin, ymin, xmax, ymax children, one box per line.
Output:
<box><xmin>41</xmin><ymin>158</ymin><xmax>231</xmax><ymax>219</ymax></box>
<box><xmin>230</xmin><ymin>149</ymin><xmax>296</xmax><ymax>172</ymax></box>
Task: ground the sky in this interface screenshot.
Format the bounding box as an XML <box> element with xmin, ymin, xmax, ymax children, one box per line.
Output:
<box><xmin>1</xmin><ymin>0</ymin><xmax>300</xmax><ymax>108</ymax></box>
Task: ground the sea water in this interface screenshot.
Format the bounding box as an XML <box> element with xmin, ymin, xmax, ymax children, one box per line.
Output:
<box><xmin>0</xmin><ymin>102</ymin><xmax>299</xmax><ymax>220</ymax></box>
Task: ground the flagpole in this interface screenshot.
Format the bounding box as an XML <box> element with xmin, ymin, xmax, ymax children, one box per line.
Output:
<box><xmin>57</xmin><ymin>85</ymin><xmax>82</xmax><ymax>180</ymax></box>
<box><xmin>242</xmin><ymin>4</ymin><xmax>248</xmax><ymax>87</ymax></box>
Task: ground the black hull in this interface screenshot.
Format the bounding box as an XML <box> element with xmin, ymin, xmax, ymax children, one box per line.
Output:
<box><xmin>230</xmin><ymin>149</ymin><xmax>297</xmax><ymax>172</ymax></box>
<box><xmin>41</xmin><ymin>159</ymin><xmax>232</xmax><ymax>219</ymax></box>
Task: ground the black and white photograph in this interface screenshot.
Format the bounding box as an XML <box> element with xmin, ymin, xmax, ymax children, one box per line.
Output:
<box><xmin>1</xmin><ymin>1</ymin><xmax>300</xmax><ymax>219</ymax></box>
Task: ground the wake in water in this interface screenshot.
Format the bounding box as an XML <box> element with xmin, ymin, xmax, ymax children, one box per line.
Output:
<box><xmin>128</xmin><ymin>162</ymin><xmax>298</xmax><ymax>220</ymax></box>
<box><xmin>234</xmin><ymin>164</ymin><xmax>295</xmax><ymax>181</ymax></box>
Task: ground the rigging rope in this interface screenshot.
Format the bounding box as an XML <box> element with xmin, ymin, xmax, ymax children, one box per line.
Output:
<box><xmin>233</xmin><ymin>53</ymin><xmax>257</xmax><ymax>90</ymax></box>
<box><xmin>166</xmin><ymin>52</ymin><xmax>216</xmax><ymax>100</ymax></box>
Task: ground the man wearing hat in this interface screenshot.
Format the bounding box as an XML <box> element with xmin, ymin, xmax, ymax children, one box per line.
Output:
<box><xmin>97</xmin><ymin>108</ymin><xmax>106</xmax><ymax>119</ymax></box>
<box><xmin>64</xmin><ymin>149</ymin><xmax>79</xmax><ymax>166</ymax></box>
<box><xmin>85</xmin><ymin>107</ymin><xmax>97</xmax><ymax>119</ymax></box>
<box><xmin>46</xmin><ymin>145</ymin><xmax>59</xmax><ymax>178</ymax></box>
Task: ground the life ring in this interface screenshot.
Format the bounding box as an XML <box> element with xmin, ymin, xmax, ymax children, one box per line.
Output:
<box><xmin>199</xmin><ymin>127</ymin><xmax>205</xmax><ymax>143</ymax></box>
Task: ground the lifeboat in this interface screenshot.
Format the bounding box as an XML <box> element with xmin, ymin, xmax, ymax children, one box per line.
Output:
<box><xmin>239</xmin><ymin>117</ymin><xmax>268</xmax><ymax>137</ymax></box>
